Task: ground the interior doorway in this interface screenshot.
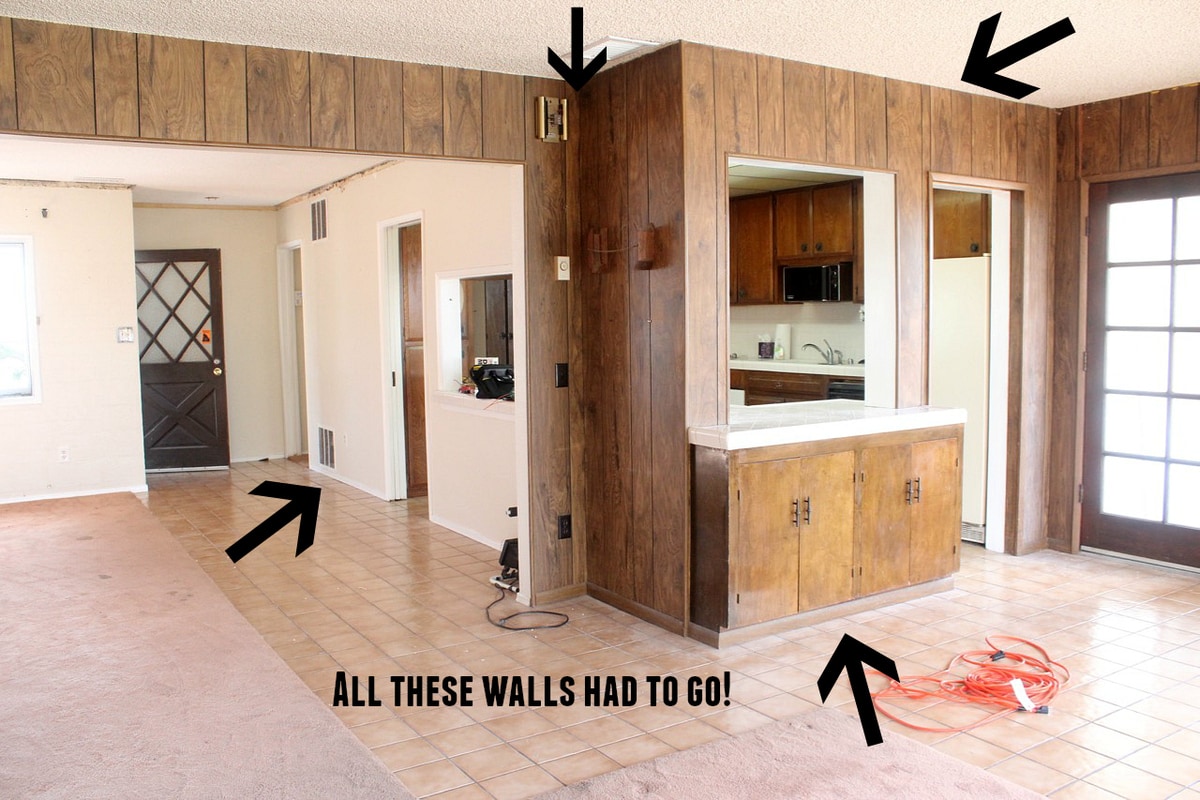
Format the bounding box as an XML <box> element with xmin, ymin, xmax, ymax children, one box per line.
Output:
<box><xmin>277</xmin><ymin>242</ymin><xmax>309</xmax><ymax>460</ymax></box>
<box><xmin>928</xmin><ymin>185</ymin><xmax>1011</xmax><ymax>553</ymax></box>
<box><xmin>382</xmin><ymin>217</ymin><xmax>428</xmax><ymax>500</ymax></box>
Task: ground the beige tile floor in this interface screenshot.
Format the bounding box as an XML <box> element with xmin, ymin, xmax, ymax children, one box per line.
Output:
<box><xmin>145</xmin><ymin>460</ymin><xmax>1200</xmax><ymax>799</ymax></box>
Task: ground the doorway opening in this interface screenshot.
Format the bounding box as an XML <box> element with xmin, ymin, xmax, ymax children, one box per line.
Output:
<box><xmin>277</xmin><ymin>242</ymin><xmax>308</xmax><ymax>460</ymax></box>
<box><xmin>382</xmin><ymin>216</ymin><xmax>428</xmax><ymax>500</ymax></box>
<box><xmin>928</xmin><ymin>185</ymin><xmax>1012</xmax><ymax>553</ymax></box>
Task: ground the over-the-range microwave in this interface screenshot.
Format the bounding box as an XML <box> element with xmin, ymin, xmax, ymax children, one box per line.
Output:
<box><xmin>781</xmin><ymin>261</ymin><xmax>854</xmax><ymax>303</ymax></box>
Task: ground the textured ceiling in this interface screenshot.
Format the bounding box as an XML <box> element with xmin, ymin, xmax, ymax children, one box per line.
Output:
<box><xmin>1</xmin><ymin>1</ymin><xmax>1197</xmax><ymax>108</ymax></box>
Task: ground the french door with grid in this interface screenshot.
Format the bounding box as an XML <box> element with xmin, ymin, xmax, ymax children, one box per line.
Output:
<box><xmin>1082</xmin><ymin>173</ymin><xmax>1200</xmax><ymax>568</ymax></box>
<box><xmin>135</xmin><ymin>249</ymin><xmax>230</xmax><ymax>470</ymax></box>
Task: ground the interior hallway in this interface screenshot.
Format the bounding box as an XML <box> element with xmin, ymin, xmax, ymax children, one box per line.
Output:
<box><xmin>146</xmin><ymin>460</ymin><xmax>1200</xmax><ymax>800</ymax></box>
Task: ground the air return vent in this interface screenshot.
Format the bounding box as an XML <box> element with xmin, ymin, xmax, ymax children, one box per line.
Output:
<box><xmin>311</xmin><ymin>199</ymin><xmax>327</xmax><ymax>241</ymax></box>
<box><xmin>317</xmin><ymin>427</ymin><xmax>335</xmax><ymax>468</ymax></box>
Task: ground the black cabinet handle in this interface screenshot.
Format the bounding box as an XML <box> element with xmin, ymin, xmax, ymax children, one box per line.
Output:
<box><xmin>970</xmin><ymin>242</ymin><xmax>980</xmax><ymax>253</ymax></box>
<box><xmin>905</xmin><ymin>479</ymin><xmax>913</xmax><ymax>505</ymax></box>
<box><xmin>815</xmin><ymin>242</ymin><xmax>823</xmax><ymax>252</ymax></box>
<box><xmin>803</xmin><ymin>497</ymin><xmax>812</xmax><ymax>525</ymax></box>
<box><xmin>913</xmin><ymin>477</ymin><xmax>921</xmax><ymax>503</ymax></box>
<box><xmin>800</xmin><ymin>243</ymin><xmax>808</xmax><ymax>252</ymax></box>
<box><xmin>792</xmin><ymin>498</ymin><xmax>800</xmax><ymax>528</ymax></box>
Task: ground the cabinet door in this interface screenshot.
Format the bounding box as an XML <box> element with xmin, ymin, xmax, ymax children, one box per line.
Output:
<box><xmin>909</xmin><ymin>438</ymin><xmax>962</xmax><ymax>584</ymax></box>
<box><xmin>773</xmin><ymin>189</ymin><xmax>812</xmax><ymax>258</ymax></box>
<box><xmin>811</xmin><ymin>183</ymin><xmax>855</xmax><ymax>255</ymax></box>
<box><xmin>857</xmin><ymin>443</ymin><xmax>911</xmax><ymax>596</ymax></box>
<box><xmin>797</xmin><ymin>451</ymin><xmax>856</xmax><ymax>609</ymax></box>
<box><xmin>730</xmin><ymin>195</ymin><xmax>776</xmax><ymax>304</ymax></box>
<box><xmin>933</xmin><ymin>190</ymin><xmax>990</xmax><ymax>258</ymax></box>
<box><xmin>733</xmin><ymin>459</ymin><xmax>800</xmax><ymax>625</ymax></box>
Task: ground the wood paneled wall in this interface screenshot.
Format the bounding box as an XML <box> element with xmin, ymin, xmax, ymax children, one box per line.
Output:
<box><xmin>1049</xmin><ymin>84</ymin><xmax>1200</xmax><ymax>553</ymax></box>
<box><xmin>0</xmin><ymin>16</ymin><xmax>579</xmax><ymax>601</ymax></box>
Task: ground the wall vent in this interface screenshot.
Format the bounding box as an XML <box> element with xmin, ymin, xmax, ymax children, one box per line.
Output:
<box><xmin>317</xmin><ymin>426</ymin><xmax>335</xmax><ymax>469</ymax></box>
<box><xmin>311</xmin><ymin>199</ymin><xmax>327</xmax><ymax>241</ymax></box>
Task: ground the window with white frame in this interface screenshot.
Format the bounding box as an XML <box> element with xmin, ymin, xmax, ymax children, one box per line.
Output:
<box><xmin>0</xmin><ymin>238</ymin><xmax>38</xmax><ymax>400</ymax></box>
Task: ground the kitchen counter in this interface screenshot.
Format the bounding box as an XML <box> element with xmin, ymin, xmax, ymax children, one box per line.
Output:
<box><xmin>689</xmin><ymin>399</ymin><xmax>967</xmax><ymax>450</ymax></box>
<box><xmin>730</xmin><ymin>358</ymin><xmax>865</xmax><ymax>378</ymax></box>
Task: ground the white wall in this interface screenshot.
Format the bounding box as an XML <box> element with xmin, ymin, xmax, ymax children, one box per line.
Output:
<box><xmin>277</xmin><ymin>159</ymin><xmax>526</xmax><ymax>554</ymax></box>
<box><xmin>0</xmin><ymin>182</ymin><xmax>145</xmax><ymax>502</ymax></box>
<box><xmin>133</xmin><ymin>206</ymin><xmax>285</xmax><ymax>461</ymax></box>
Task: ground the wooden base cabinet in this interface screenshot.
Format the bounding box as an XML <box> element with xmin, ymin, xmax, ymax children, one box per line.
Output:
<box><xmin>691</xmin><ymin>425</ymin><xmax>962</xmax><ymax>638</ymax></box>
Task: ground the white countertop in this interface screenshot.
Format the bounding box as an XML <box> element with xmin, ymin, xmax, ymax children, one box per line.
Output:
<box><xmin>729</xmin><ymin>358</ymin><xmax>865</xmax><ymax>378</ymax></box>
<box><xmin>690</xmin><ymin>399</ymin><xmax>967</xmax><ymax>450</ymax></box>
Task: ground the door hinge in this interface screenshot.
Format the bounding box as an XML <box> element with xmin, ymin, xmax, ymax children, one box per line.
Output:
<box><xmin>1078</xmin><ymin>483</ymin><xmax>1084</xmax><ymax>503</ymax></box>
<box><xmin>392</xmin><ymin>371</ymin><xmax>397</xmax><ymax>387</ymax></box>
<box><xmin>953</xmin><ymin>544</ymin><xmax>958</xmax><ymax>554</ymax></box>
<box><xmin>1082</xmin><ymin>350</ymin><xmax>1088</xmax><ymax>372</ymax></box>
<box><xmin>736</xmin><ymin>593</ymin><xmax>740</xmax><ymax>604</ymax></box>
<box><xmin>1084</xmin><ymin>215</ymin><xmax>1090</xmax><ymax>237</ymax></box>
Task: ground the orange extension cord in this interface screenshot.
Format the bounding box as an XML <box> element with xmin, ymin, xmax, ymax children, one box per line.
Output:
<box><xmin>870</xmin><ymin>635</ymin><xmax>1070</xmax><ymax>734</ymax></box>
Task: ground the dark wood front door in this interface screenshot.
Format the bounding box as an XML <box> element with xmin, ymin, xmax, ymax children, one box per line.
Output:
<box><xmin>135</xmin><ymin>249</ymin><xmax>230</xmax><ymax>470</ymax></box>
<box><xmin>1082</xmin><ymin>173</ymin><xmax>1200</xmax><ymax>568</ymax></box>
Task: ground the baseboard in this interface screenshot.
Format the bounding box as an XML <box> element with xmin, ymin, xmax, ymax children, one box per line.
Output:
<box><xmin>306</xmin><ymin>463</ymin><xmax>386</xmax><ymax>500</ymax></box>
<box><xmin>533</xmin><ymin>583</ymin><xmax>586</xmax><ymax>605</ymax></box>
<box><xmin>0</xmin><ymin>485</ymin><xmax>150</xmax><ymax>506</ymax></box>
<box><xmin>232</xmin><ymin>454</ymin><xmax>287</xmax><ymax>464</ymax></box>
<box><xmin>688</xmin><ymin>577</ymin><xmax>956</xmax><ymax>648</ymax></box>
<box><xmin>587</xmin><ymin>583</ymin><xmax>686</xmax><ymax>636</ymax></box>
<box><xmin>427</xmin><ymin>512</ymin><xmax>505</xmax><ymax>551</ymax></box>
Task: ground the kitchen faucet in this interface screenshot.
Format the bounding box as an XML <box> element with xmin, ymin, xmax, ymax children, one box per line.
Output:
<box><xmin>801</xmin><ymin>339</ymin><xmax>842</xmax><ymax>365</ymax></box>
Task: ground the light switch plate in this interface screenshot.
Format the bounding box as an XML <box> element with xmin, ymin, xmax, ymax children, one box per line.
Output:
<box><xmin>555</xmin><ymin>255</ymin><xmax>570</xmax><ymax>281</ymax></box>
<box><xmin>116</xmin><ymin>326</ymin><xmax>135</xmax><ymax>343</ymax></box>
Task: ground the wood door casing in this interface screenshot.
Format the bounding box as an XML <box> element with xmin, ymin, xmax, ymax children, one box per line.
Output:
<box><xmin>797</xmin><ymin>450</ymin><xmax>856</xmax><ymax>610</ymax></box>
<box><xmin>733</xmin><ymin>459</ymin><xmax>800</xmax><ymax>626</ymax></box>
<box><xmin>135</xmin><ymin>248</ymin><xmax>229</xmax><ymax>470</ymax></box>
<box><xmin>400</xmin><ymin>224</ymin><xmax>427</xmax><ymax>497</ymax></box>
<box><xmin>909</xmin><ymin>438</ymin><xmax>962</xmax><ymax>584</ymax></box>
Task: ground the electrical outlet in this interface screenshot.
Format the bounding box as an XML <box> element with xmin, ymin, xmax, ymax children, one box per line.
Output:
<box><xmin>58</xmin><ymin>446</ymin><xmax>69</xmax><ymax>463</ymax></box>
<box><xmin>554</xmin><ymin>363</ymin><xmax>569</xmax><ymax>388</ymax></box>
<box><xmin>557</xmin><ymin>514</ymin><xmax>572</xmax><ymax>540</ymax></box>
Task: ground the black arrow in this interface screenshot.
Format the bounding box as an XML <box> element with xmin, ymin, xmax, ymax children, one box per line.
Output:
<box><xmin>961</xmin><ymin>12</ymin><xmax>1075</xmax><ymax>100</ymax></box>
<box><xmin>225</xmin><ymin>481</ymin><xmax>321</xmax><ymax>563</ymax></box>
<box><xmin>547</xmin><ymin>7</ymin><xmax>607</xmax><ymax>91</ymax></box>
<box><xmin>817</xmin><ymin>633</ymin><xmax>898</xmax><ymax>746</ymax></box>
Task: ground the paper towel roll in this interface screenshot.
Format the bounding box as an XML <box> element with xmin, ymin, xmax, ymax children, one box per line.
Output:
<box><xmin>773</xmin><ymin>324</ymin><xmax>792</xmax><ymax>360</ymax></box>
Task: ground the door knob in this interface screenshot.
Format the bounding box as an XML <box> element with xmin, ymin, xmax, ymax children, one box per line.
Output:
<box><xmin>213</xmin><ymin>367</ymin><xmax>223</xmax><ymax>376</ymax></box>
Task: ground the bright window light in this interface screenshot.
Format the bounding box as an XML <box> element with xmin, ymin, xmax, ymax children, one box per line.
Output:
<box><xmin>0</xmin><ymin>238</ymin><xmax>39</xmax><ymax>400</ymax></box>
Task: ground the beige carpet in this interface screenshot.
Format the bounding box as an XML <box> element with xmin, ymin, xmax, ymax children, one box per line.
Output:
<box><xmin>0</xmin><ymin>493</ymin><xmax>413</xmax><ymax>800</ymax></box>
<box><xmin>535</xmin><ymin>707</ymin><xmax>1044</xmax><ymax>800</ymax></box>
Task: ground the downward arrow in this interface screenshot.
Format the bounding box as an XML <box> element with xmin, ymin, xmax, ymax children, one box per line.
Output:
<box><xmin>817</xmin><ymin>634</ymin><xmax>898</xmax><ymax>746</ymax></box>
<box><xmin>547</xmin><ymin>7</ymin><xmax>607</xmax><ymax>91</ymax></box>
<box><xmin>225</xmin><ymin>481</ymin><xmax>321</xmax><ymax>563</ymax></box>
<box><xmin>961</xmin><ymin>12</ymin><xmax>1075</xmax><ymax>100</ymax></box>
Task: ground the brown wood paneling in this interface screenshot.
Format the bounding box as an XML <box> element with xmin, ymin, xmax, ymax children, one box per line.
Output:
<box><xmin>0</xmin><ymin>19</ymin><xmax>15</xmax><ymax>130</ymax></box>
<box><xmin>1048</xmin><ymin>179</ymin><xmax>1081</xmax><ymax>552</ymax></box>
<box><xmin>13</xmin><ymin>19</ymin><xmax>95</xmax><ymax>135</ymax></box>
<box><xmin>853</xmin><ymin>72</ymin><xmax>886</xmax><ymax>169</ymax></box>
<box><xmin>1149</xmin><ymin>84</ymin><xmax>1199</xmax><ymax>168</ymax></box>
<box><xmin>887</xmin><ymin>78</ymin><xmax>926</xmax><ymax>408</ymax></box>
<box><xmin>1055</xmin><ymin>106</ymin><xmax>1078</xmax><ymax>183</ymax></box>
<box><xmin>138</xmin><ymin>35</ymin><xmax>205</xmax><ymax>141</ymax></box>
<box><xmin>481</xmin><ymin>71</ymin><xmax>524</xmax><ymax>161</ymax></box>
<box><xmin>93</xmin><ymin>29</ymin><xmax>138</xmax><ymax>137</ymax></box>
<box><xmin>1119</xmin><ymin>93</ymin><xmax>1150</xmax><ymax>172</ymax></box>
<box><xmin>681</xmin><ymin>43</ymin><xmax>722</xmax><ymax>428</ymax></box>
<box><xmin>999</xmin><ymin>101</ymin><xmax>1021</xmax><ymax>182</ymax></box>
<box><xmin>246</xmin><ymin>46</ymin><xmax>309</xmax><ymax>147</ymax></box>
<box><xmin>756</xmin><ymin>55</ymin><xmax>785</xmax><ymax>158</ymax></box>
<box><xmin>971</xmin><ymin>94</ymin><xmax>999</xmax><ymax>179</ymax></box>
<box><xmin>403</xmin><ymin>62</ymin><xmax>443</xmax><ymax>156</ymax></box>
<box><xmin>443</xmin><ymin>66</ymin><xmax>482</xmax><ymax>159</ymax></box>
<box><xmin>203</xmin><ymin>42</ymin><xmax>246</xmax><ymax>143</ymax></box>
<box><xmin>824</xmin><ymin>67</ymin><xmax>855</xmax><ymax>165</ymax></box>
<box><xmin>309</xmin><ymin>53</ymin><xmax>354</xmax><ymax>150</ymax></box>
<box><xmin>782</xmin><ymin>60</ymin><xmax>825</xmax><ymax>163</ymax></box>
<box><xmin>523</xmin><ymin>74</ymin><xmax>572</xmax><ymax>599</ymax></box>
<box><xmin>929</xmin><ymin>87</ymin><xmax>972</xmax><ymax>175</ymax></box>
<box><xmin>1081</xmin><ymin>98</ymin><xmax>1120</xmax><ymax>176</ymax></box>
<box><xmin>713</xmin><ymin>48</ymin><xmax>757</xmax><ymax>156</ymax></box>
<box><xmin>353</xmin><ymin>57</ymin><xmax>402</xmax><ymax>153</ymax></box>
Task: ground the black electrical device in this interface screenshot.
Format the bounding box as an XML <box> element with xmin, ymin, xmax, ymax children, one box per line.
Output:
<box><xmin>491</xmin><ymin>538</ymin><xmax>519</xmax><ymax>592</ymax></box>
<box><xmin>557</xmin><ymin>514</ymin><xmax>572</xmax><ymax>540</ymax></box>
<box><xmin>554</xmin><ymin>363</ymin><xmax>569</xmax><ymax>388</ymax></box>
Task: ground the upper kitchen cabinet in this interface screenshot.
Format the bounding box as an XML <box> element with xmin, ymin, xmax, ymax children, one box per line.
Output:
<box><xmin>730</xmin><ymin>193</ymin><xmax>777</xmax><ymax>305</ymax></box>
<box><xmin>933</xmin><ymin>189</ymin><xmax>990</xmax><ymax>259</ymax></box>
<box><xmin>774</xmin><ymin>181</ymin><xmax>859</xmax><ymax>260</ymax></box>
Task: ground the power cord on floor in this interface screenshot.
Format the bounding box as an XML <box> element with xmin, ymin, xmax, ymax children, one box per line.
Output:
<box><xmin>485</xmin><ymin>586</ymin><xmax>570</xmax><ymax>631</ymax></box>
<box><xmin>869</xmin><ymin>634</ymin><xmax>1070</xmax><ymax>733</ymax></box>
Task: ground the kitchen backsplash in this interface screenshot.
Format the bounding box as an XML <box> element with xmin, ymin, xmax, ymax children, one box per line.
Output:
<box><xmin>730</xmin><ymin>303</ymin><xmax>865</xmax><ymax>363</ymax></box>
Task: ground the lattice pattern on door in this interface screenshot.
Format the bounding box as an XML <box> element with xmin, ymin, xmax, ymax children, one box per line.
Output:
<box><xmin>135</xmin><ymin>259</ymin><xmax>215</xmax><ymax>364</ymax></box>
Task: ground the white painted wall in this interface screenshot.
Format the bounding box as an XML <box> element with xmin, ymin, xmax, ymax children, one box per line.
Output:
<box><xmin>0</xmin><ymin>182</ymin><xmax>145</xmax><ymax>502</ymax></box>
<box><xmin>133</xmin><ymin>206</ymin><xmax>285</xmax><ymax>461</ymax></box>
<box><xmin>276</xmin><ymin>159</ymin><xmax>526</xmax><ymax>556</ymax></box>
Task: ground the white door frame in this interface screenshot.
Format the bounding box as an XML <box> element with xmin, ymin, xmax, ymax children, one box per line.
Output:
<box><xmin>380</xmin><ymin>213</ymin><xmax>423</xmax><ymax>501</ymax></box>
<box><xmin>930</xmin><ymin>182</ymin><xmax>1012</xmax><ymax>553</ymax></box>
<box><xmin>276</xmin><ymin>240</ymin><xmax>305</xmax><ymax>458</ymax></box>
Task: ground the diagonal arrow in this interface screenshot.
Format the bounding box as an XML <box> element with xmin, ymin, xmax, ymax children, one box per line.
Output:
<box><xmin>961</xmin><ymin>12</ymin><xmax>1075</xmax><ymax>100</ymax></box>
<box><xmin>225</xmin><ymin>481</ymin><xmax>321</xmax><ymax>563</ymax></box>
<box><xmin>817</xmin><ymin>633</ymin><xmax>898</xmax><ymax>746</ymax></box>
<box><xmin>547</xmin><ymin>6</ymin><xmax>607</xmax><ymax>92</ymax></box>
